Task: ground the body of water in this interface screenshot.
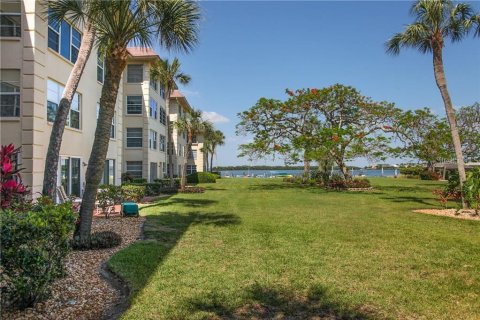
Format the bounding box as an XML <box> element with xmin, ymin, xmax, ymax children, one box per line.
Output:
<box><xmin>220</xmin><ymin>169</ymin><xmax>399</xmax><ymax>178</ymax></box>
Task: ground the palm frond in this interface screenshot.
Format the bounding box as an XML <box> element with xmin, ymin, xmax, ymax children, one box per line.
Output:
<box><xmin>386</xmin><ymin>23</ymin><xmax>431</xmax><ymax>55</ymax></box>
<box><xmin>43</xmin><ymin>0</ymin><xmax>90</xmax><ymax>27</ymax></box>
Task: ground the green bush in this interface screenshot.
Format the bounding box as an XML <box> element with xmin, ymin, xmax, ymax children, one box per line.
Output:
<box><xmin>464</xmin><ymin>168</ymin><xmax>480</xmax><ymax>214</ymax></box>
<box><xmin>187</xmin><ymin>172</ymin><xmax>217</xmax><ymax>184</ymax></box>
<box><xmin>419</xmin><ymin>170</ymin><xmax>441</xmax><ymax>181</ymax></box>
<box><xmin>132</xmin><ymin>178</ymin><xmax>147</xmax><ymax>184</ymax></box>
<box><xmin>121</xmin><ymin>185</ymin><xmax>145</xmax><ymax>202</ymax></box>
<box><xmin>0</xmin><ymin>201</ymin><xmax>76</xmax><ymax>309</ymax></box>
<box><xmin>153</xmin><ymin>178</ymin><xmax>180</xmax><ymax>188</ymax></box>
<box><xmin>71</xmin><ymin>231</ymin><xmax>122</xmax><ymax>250</ymax></box>
<box><xmin>144</xmin><ymin>183</ymin><xmax>178</xmax><ymax>196</ymax></box>
<box><xmin>399</xmin><ymin>166</ymin><xmax>424</xmax><ymax>178</ymax></box>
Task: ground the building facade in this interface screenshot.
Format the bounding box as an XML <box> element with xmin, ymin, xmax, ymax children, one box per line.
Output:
<box><xmin>0</xmin><ymin>1</ymin><xmax>205</xmax><ymax>197</ymax></box>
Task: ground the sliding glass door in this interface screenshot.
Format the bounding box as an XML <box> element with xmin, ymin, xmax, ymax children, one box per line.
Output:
<box><xmin>60</xmin><ymin>157</ymin><xmax>81</xmax><ymax>196</ymax></box>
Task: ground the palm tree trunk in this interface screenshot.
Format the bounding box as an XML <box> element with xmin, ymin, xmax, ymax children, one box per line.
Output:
<box><xmin>42</xmin><ymin>23</ymin><xmax>95</xmax><ymax>198</ymax></box>
<box><xmin>432</xmin><ymin>43</ymin><xmax>467</xmax><ymax>208</ymax></box>
<box><xmin>210</xmin><ymin>148</ymin><xmax>214</xmax><ymax>172</ymax></box>
<box><xmin>181</xmin><ymin>132</ymin><xmax>192</xmax><ymax>189</ymax></box>
<box><xmin>165</xmin><ymin>94</ymin><xmax>175</xmax><ymax>187</ymax></box>
<box><xmin>74</xmin><ymin>49</ymin><xmax>127</xmax><ymax>240</ymax></box>
<box><xmin>204</xmin><ymin>150</ymin><xmax>209</xmax><ymax>172</ymax></box>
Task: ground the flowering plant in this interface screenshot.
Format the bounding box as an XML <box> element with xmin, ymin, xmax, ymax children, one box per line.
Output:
<box><xmin>1</xmin><ymin>144</ymin><xmax>29</xmax><ymax>209</ymax></box>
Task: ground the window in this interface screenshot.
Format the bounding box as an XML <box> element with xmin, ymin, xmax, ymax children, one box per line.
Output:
<box><xmin>126</xmin><ymin>128</ymin><xmax>142</xmax><ymax>147</ymax></box>
<box><xmin>126</xmin><ymin>95</ymin><xmax>143</xmax><ymax>114</ymax></box>
<box><xmin>101</xmin><ymin>159</ymin><xmax>115</xmax><ymax>185</ymax></box>
<box><xmin>0</xmin><ymin>1</ymin><xmax>21</xmax><ymax>37</ymax></box>
<box><xmin>126</xmin><ymin>161</ymin><xmax>142</xmax><ymax>178</ymax></box>
<box><xmin>159</xmin><ymin>107</ymin><xmax>166</xmax><ymax>125</ymax></box>
<box><xmin>149</xmin><ymin>130</ymin><xmax>157</xmax><ymax>150</ymax></box>
<box><xmin>127</xmin><ymin>64</ymin><xmax>143</xmax><ymax>83</ymax></box>
<box><xmin>189</xmin><ymin>150</ymin><xmax>197</xmax><ymax>160</ymax></box>
<box><xmin>150</xmin><ymin>162</ymin><xmax>158</xmax><ymax>182</ymax></box>
<box><xmin>0</xmin><ymin>69</ymin><xmax>20</xmax><ymax>117</ymax></box>
<box><xmin>182</xmin><ymin>132</ymin><xmax>186</xmax><ymax>140</ymax></box>
<box><xmin>96</xmin><ymin>103</ymin><xmax>115</xmax><ymax>138</ymax></box>
<box><xmin>187</xmin><ymin>165</ymin><xmax>197</xmax><ymax>175</ymax></box>
<box><xmin>178</xmin><ymin>143</ymin><xmax>184</xmax><ymax>157</ymax></box>
<box><xmin>149</xmin><ymin>99</ymin><xmax>157</xmax><ymax>119</ymax></box>
<box><xmin>97</xmin><ymin>52</ymin><xmax>104</xmax><ymax>83</ymax></box>
<box><xmin>60</xmin><ymin>157</ymin><xmax>81</xmax><ymax>196</ymax></box>
<box><xmin>48</xmin><ymin>13</ymin><xmax>82</xmax><ymax>63</ymax></box>
<box><xmin>159</xmin><ymin>86</ymin><xmax>166</xmax><ymax>99</ymax></box>
<box><xmin>159</xmin><ymin>135</ymin><xmax>166</xmax><ymax>152</ymax></box>
<box><xmin>47</xmin><ymin>80</ymin><xmax>81</xmax><ymax>129</ymax></box>
<box><xmin>150</xmin><ymin>78</ymin><xmax>158</xmax><ymax>91</ymax></box>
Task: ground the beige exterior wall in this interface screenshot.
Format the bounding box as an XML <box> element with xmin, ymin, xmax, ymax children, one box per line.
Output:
<box><xmin>1</xmin><ymin>1</ymin><xmax>123</xmax><ymax>196</ymax></box>
<box><xmin>122</xmin><ymin>58</ymin><xmax>168</xmax><ymax>182</ymax></box>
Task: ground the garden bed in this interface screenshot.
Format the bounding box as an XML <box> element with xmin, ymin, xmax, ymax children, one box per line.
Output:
<box><xmin>413</xmin><ymin>209</ymin><xmax>480</xmax><ymax>221</ymax></box>
<box><xmin>3</xmin><ymin>216</ymin><xmax>144</xmax><ymax>320</ymax></box>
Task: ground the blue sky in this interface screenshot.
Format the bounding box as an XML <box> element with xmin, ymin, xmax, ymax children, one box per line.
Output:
<box><xmin>156</xmin><ymin>1</ymin><xmax>480</xmax><ymax>167</ymax></box>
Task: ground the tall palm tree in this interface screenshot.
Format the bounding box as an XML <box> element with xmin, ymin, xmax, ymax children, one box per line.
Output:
<box><xmin>150</xmin><ymin>58</ymin><xmax>191</xmax><ymax>187</ymax></box>
<box><xmin>201</xmin><ymin>121</ymin><xmax>215</xmax><ymax>171</ymax></box>
<box><xmin>75</xmin><ymin>0</ymin><xmax>200</xmax><ymax>240</ymax></box>
<box><xmin>42</xmin><ymin>0</ymin><xmax>97</xmax><ymax>198</ymax></box>
<box><xmin>208</xmin><ymin>130</ymin><xmax>225</xmax><ymax>172</ymax></box>
<box><xmin>386</xmin><ymin>0</ymin><xmax>480</xmax><ymax>208</ymax></box>
<box><xmin>174</xmin><ymin>109</ymin><xmax>211</xmax><ymax>189</ymax></box>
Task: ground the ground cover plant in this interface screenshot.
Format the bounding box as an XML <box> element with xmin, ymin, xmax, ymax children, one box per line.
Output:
<box><xmin>109</xmin><ymin>178</ymin><xmax>480</xmax><ymax>319</ymax></box>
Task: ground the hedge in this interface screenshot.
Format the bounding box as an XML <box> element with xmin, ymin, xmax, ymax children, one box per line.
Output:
<box><xmin>0</xmin><ymin>200</ymin><xmax>76</xmax><ymax>309</ymax></box>
<box><xmin>187</xmin><ymin>172</ymin><xmax>218</xmax><ymax>184</ymax></box>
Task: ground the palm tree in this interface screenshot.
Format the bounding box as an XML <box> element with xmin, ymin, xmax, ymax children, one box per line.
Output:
<box><xmin>42</xmin><ymin>0</ymin><xmax>97</xmax><ymax>198</ymax></box>
<box><xmin>75</xmin><ymin>0</ymin><xmax>200</xmax><ymax>240</ymax></box>
<box><xmin>208</xmin><ymin>130</ymin><xmax>225</xmax><ymax>172</ymax></box>
<box><xmin>174</xmin><ymin>109</ymin><xmax>211</xmax><ymax>189</ymax></box>
<box><xmin>386</xmin><ymin>0</ymin><xmax>480</xmax><ymax>208</ymax></box>
<box><xmin>150</xmin><ymin>58</ymin><xmax>191</xmax><ymax>187</ymax></box>
<box><xmin>201</xmin><ymin>121</ymin><xmax>215</xmax><ymax>171</ymax></box>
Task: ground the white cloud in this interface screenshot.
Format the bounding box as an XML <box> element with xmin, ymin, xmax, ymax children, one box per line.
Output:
<box><xmin>202</xmin><ymin>111</ymin><xmax>230</xmax><ymax>124</ymax></box>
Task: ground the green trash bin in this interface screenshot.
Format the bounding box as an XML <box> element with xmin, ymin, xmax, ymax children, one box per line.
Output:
<box><xmin>121</xmin><ymin>202</ymin><xmax>139</xmax><ymax>217</ymax></box>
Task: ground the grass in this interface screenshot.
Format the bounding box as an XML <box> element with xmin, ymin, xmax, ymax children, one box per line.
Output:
<box><xmin>108</xmin><ymin>178</ymin><xmax>480</xmax><ymax>319</ymax></box>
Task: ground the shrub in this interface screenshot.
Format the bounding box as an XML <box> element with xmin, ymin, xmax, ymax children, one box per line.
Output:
<box><xmin>0</xmin><ymin>202</ymin><xmax>76</xmax><ymax>309</ymax></box>
<box><xmin>1</xmin><ymin>144</ymin><xmax>29</xmax><ymax>209</ymax></box>
<box><xmin>71</xmin><ymin>231</ymin><xmax>122</xmax><ymax>250</ymax></box>
<box><xmin>345</xmin><ymin>178</ymin><xmax>371</xmax><ymax>189</ymax></box>
<box><xmin>464</xmin><ymin>168</ymin><xmax>480</xmax><ymax>214</ymax></box>
<box><xmin>121</xmin><ymin>172</ymin><xmax>134</xmax><ymax>183</ymax></box>
<box><xmin>211</xmin><ymin>171</ymin><xmax>222</xmax><ymax>178</ymax></box>
<box><xmin>187</xmin><ymin>172</ymin><xmax>217</xmax><ymax>184</ymax></box>
<box><xmin>399</xmin><ymin>166</ymin><xmax>424</xmax><ymax>177</ymax></box>
<box><xmin>132</xmin><ymin>178</ymin><xmax>147</xmax><ymax>184</ymax></box>
<box><xmin>325</xmin><ymin>174</ymin><xmax>371</xmax><ymax>190</ymax></box>
<box><xmin>97</xmin><ymin>185</ymin><xmax>122</xmax><ymax>217</ymax></box>
<box><xmin>419</xmin><ymin>170</ymin><xmax>441</xmax><ymax>181</ymax></box>
<box><xmin>121</xmin><ymin>185</ymin><xmax>145</xmax><ymax>202</ymax></box>
<box><xmin>179</xmin><ymin>186</ymin><xmax>205</xmax><ymax>193</ymax></box>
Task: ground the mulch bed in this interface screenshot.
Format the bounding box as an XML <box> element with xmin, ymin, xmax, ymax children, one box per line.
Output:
<box><xmin>413</xmin><ymin>209</ymin><xmax>480</xmax><ymax>221</ymax></box>
<box><xmin>3</xmin><ymin>216</ymin><xmax>145</xmax><ymax>320</ymax></box>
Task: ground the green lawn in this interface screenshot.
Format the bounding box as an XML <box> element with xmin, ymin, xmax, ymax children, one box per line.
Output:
<box><xmin>109</xmin><ymin>178</ymin><xmax>480</xmax><ymax>320</ymax></box>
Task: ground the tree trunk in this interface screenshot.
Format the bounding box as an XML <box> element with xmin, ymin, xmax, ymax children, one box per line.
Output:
<box><xmin>74</xmin><ymin>48</ymin><xmax>127</xmax><ymax>240</ymax></box>
<box><xmin>337</xmin><ymin>158</ymin><xmax>350</xmax><ymax>181</ymax></box>
<box><xmin>210</xmin><ymin>147</ymin><xmax>214</xmax><ymax>172</ymax></box>
<box><xmin>42</xmin><ymin>24</ymin><xmax>95</xmax><ymax>198</ymax></box>
<box><xmin>166</xmin><ymin>94</ymin><xmax>175</xmax><ymax>187</ymax></box>
<box><xmin>204</xmin><ymin>150</ymin><xmax>209</xmax><ymax>172</ymax></box>
<box><xmin>181</xmin><ymin>131</ymin><xmax>192</xmax><ymax>189</ymax></box>
<box><xmin>303</xmin><ymin>153</ymin><xmax>310</xmax><ymax>181</ymax></box>
<box><xmin>432</xmin><ymin>41</ymin><xmax>467</xmax><ymax>208</ymax></box>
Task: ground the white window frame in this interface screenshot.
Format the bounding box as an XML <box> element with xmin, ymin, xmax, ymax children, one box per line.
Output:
<box><xmin>47</xmin><ymin>79</ymin><xmax>81</xmax><ymax>129</ymax></box>
<box><xmin>126</xmin><ymin>95</ymin><xmax>143</xmax><ymax>115</ymax></box>
<box><xmin>97</xmin><ymin>52</ymin><xmax>105</xmax><ymax>84</ymax></box>
<box><xmin>0</xmin><ymin>12</ymin><xmax>21</xmax><ymax>37</ymax></box>
<box><xmin>126</xmin><ymin>161</ymin><xmax>143</xmax><ymax>178</ymax></box>
<box><xmin>126</xmin><ymin>128</ymin><xmax>143</xmax><ymax>148</ymax></box>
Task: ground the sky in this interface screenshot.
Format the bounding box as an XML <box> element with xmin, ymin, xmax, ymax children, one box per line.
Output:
<box><xmin>156</xmin><ymin>1</ymin><xmax>480</xmax><ymax>167</ymax></box>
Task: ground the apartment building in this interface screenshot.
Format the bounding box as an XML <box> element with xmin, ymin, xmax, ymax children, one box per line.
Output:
<box><xmin>122</xmin><ymin>48</ymin><xmax>168</xmax><ymax>182</ymax></box>
<box><xmin>1</xmin><ymin>1</ymin><xmax>205</xmax><ymax>197</ymax></box>
<box><xmin>1</xmin><ymin>1</ymin><xmax>123</xmax><ymax>197</ymax></box>
<box><xmin>169</xmin><ymin>90</ymin><xmax>206</xmax><ymax>176</ymax></box>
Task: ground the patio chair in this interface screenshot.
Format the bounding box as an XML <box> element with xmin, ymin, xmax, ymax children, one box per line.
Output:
<box><xmin>56</xmin><ymin>185</ymin><xmax>82</xmax><ymax>212</ymax></box>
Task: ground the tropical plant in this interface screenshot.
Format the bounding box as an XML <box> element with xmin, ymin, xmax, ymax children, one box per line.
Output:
<box><xmin>1</xmin><ymin>144</ymin><xmax>29</xmax><ymax>209</ymax></box>
<box><xmin>457</xmin><ymin>103</ymin><xmax>480</xmax><ymax>162</ymax></box>
<box><xmin>42</xmin><ymin>0</ymin><xmax>97</xmax><ymax>199</ymax></box>
<box><xmin>206</xmin><ymin>129</ymin><xmax>225</xmax><ymax>172</ymax></box>
<box><xmin>150</xmin><ymin>57</ymin><xmax>191</xmax><ymax>187</ymax></box>
<box><xmin>463</xmin><ymin>168</ymin><xmax>480</xmax><ymax>214</ymax></box>
<box><xmin>174</xmin><ymin>108</ymin><xmax>211</xmax><ymax>189</ymax></box>
<box><xmin>75</xmin><ymin>0</ymin><xmax>200</xmax><ymax>240</ymax></box>
<box><xmin>386</xmin><ymin>0</ymin><xmax>480</xmax><ymax>207</ymax></box>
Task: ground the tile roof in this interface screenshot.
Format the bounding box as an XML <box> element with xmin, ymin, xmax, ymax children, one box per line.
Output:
<box><xmin>127</xmin><ymin>47</ymin><xmax>159</xmax><ymax>58</ymax></box>
<box><xmin>170</xmin><ymin>90</ymin><xmax>185</xmax><ymax>98</ymax></box>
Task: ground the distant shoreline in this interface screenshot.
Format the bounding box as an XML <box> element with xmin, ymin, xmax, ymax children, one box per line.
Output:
<box><xmin>213</xmin><ymin>165</ymin><xmax>399</xmax><ymax>171</ymax></box>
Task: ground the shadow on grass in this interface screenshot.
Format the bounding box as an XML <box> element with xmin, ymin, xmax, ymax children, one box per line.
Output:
<box><xmin>139</xmin><ymin>198</ymin><xmax>218</xmax><ymax>211</ymax></box>
<box><xmin>108</xmin><ymin>210</ymin><xmax>241</xmax><ymax>308</ymax></box>
<box><xmin>379</xmin><ymin>196</ymin><xmax>437</xmax><ymax>207</ymax></box>
<box><xmin>248</xmin><ymin>182</ymin><xmax>320</xmax><ymax>191</ymax></box>
<box><xmin>188</xmin><ymin>283</ymin><xmax>381</xmax><ymax>319</ymax></box>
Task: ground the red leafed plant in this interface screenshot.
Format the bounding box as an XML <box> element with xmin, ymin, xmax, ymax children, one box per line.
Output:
<box><xmin>1</xmin><ymin>144</ymin><xmax>29</xmax><ymax>209</ymax></box>
<box><xmin>432</xmin><ymin>189</ymin><xmax>461</xmax><ymax>208</ymax></box>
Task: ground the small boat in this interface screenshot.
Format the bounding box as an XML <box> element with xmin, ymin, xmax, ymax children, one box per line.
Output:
<box><xmin>275</xmin><ymin>172</ymin><xmax>293</xmax><ymax>178</ymax></box>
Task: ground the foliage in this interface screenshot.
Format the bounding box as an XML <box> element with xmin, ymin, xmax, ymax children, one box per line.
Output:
<box><xmin>391</xmin><ymin>108</ymin><xmax>453</xmax><ymax>169</ymax></box>
<box><xmin>399</xmin><ymin>166</ymin><xmax>424</xmax><ymax>177</ymax></box>
<box><xmin>178</xmin><ymin>186</ymin><xmax>205</xmax><ymax>193</ymax></box>
<box><xmin>237</xmin><ymin>85</ymin><xmax>399</xmax><ymax>180</ymax></box>
<box><xmin>1</xmin><ymin>144</ymin><xmax>29</xmax><ymax>209</ymax></box>
<box><xmin>419</xmin><ymin>171</ymin><xmax>442</xmax><ymax>181</ymax></box>
<box><xmin>153</xmin><ymin>178</ymin><xmax>181</xmax><ymax>188</ymax></box>
<box><xmin>133</xmin><ymin>178</ymin><xmax>147</xmax><ymax>184</ymax></box>
<box><xmin>457</xmin><ymin>103</ymin><xmax>480</xmax><ymax>162</ymax></box>
<box><xmin>97</xmin><ymin>185</ymin><xmax>123</xmax><ymax>217</ymax></box>
<box><xmin>0</xmin><ymin>201</ymin><xmax>76</xmax><ymax>309</ymax></box>
<box><xmin>71</xmin><ymin>231</ymin><xmax>122</xmax><ymax>250</ymax></box>
<box><xmin>203</xmin><ymin>128</ymin><xmax>226</xmax><ymax>171</ymax></box>
<box><xmin>187</xmin><ymin>172</ymin><xmax>217</xmax><ymax>184</ymax></box>
<box><xmin>121</xmin><ymin>172</ymin><xmax>135</xmax><ymax>183</ymax></box>
<box><xmin>121</xmin><ymin>185</ymin><xmax>146</xmax><ymax>203</ymax></box>
<box><xmin>463</xmin><ymin>168</ymin><xmax>480</xmax><ymax>214</ymax></box>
